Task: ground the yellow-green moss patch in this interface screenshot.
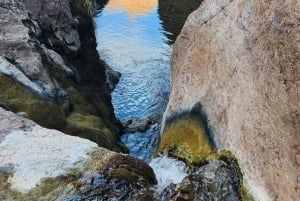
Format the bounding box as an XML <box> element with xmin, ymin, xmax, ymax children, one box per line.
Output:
<box><xmin>158</xmin><ymin>115</ymin><xmax>214</xmax><ymax>164</ymax></box>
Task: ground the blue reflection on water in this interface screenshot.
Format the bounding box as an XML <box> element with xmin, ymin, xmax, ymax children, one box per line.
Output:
<box><xmin>95</xmin><ymin>2</ymin><xmax>171</xmax><ymax>162</ymax></box>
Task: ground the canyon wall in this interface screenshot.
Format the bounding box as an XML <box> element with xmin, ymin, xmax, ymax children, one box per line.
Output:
<box><xmin>0</xmin><ymin>0</ymin><xmax>126</xmax><ymax>152</ymax></box>
<box><xmin>162</xmin><ymin>0</ymin><xmax>300</xmax><ymax>200</ymax></box>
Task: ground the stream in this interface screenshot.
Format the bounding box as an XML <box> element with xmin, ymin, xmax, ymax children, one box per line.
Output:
<box><xmin>95</xmin><ymin>0</ymin><xmax>171</xmax><ymax>162</ymax></box>
<box><xmin>95</xmin><ymin>0</ymin><xmax>187</xmax><ymax>191</ymax></box>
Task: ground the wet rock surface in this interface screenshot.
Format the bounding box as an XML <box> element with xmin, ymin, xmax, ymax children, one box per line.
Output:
<box><xmin>161</xmin><ymin>160</ymin><xmax>241</xmax><ymax>201</ymax></box>
<box><xmin>121</xmin><ymin>117</ymin><xmax>152</xmax><ymax>133</ymax></box>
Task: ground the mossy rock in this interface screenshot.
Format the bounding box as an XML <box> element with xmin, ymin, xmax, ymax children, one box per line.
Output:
<box><xmin>65</xmin><ymin>112</ymin><xmax>126</xmax><ymax>152</ymax></box>
<box><xmin>158</xmin><ymin>111</ymin><xmax>252</xmax><ymax>200</ymax></box>
<box><xmin>0</xmin><ymin>75</ymin><xmax>67</xmax><ymax>129</ymax></box>
<box><xmin>0</xmin><ymin>147</ymin><xmax>155</xmax><ymax>201</ymax></box>
<box><xmin>66</xmin><ymin>112</ymin><xmax>104</xmax><ymax>129</ymax></box>
<box><xmin>66</xmin><ymin>87</ymin><xmax>112</xmax><ymax>126</ymax></box>
<box><xmin>158</xmin><ymin>114</ymin><xmax>214</xmax><ymax>164</ymax></box>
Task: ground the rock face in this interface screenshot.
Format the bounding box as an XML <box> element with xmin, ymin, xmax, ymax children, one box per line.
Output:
<box><xmin>0</xmin><ymin>0</ymin><xmax>125</xmax><ymax>152</ymax></box>
<box><xmin>162</xmin><ymin>0</ymin><xmax>300</xmax><ymax>201</ymax></box>
<box><xmin>0</xmin><ymin>107</ymin><xmax>156</xmax><ymax>200</ymax></box>
<box><xmin>161</xmin><ymin>160</ymin><xmax>241</xmax><ymax>201</ymax></box>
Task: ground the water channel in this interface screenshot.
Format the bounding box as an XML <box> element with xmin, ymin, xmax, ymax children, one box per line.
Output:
<box><xmin>95</xmin><ymin>0</ymin><xmax>172</xmax><ymax>162</ymax></box>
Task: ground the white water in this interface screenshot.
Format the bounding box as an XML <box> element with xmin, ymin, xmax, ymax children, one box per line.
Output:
<box><xmin>149</xmin><ymin>156</ymin><xmax>188</xmax><ymax>192</ymax></box>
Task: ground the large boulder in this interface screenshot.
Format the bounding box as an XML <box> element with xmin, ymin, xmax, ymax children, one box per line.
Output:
<box><xmin>0</xmin><ymin>107</ymin><xmax>156</xmax><ymax>200</ymax></box>
<box><xmin>161</xmin><ymin>0</ymin><xmax>300</xmax><ymax>201</ymax></box>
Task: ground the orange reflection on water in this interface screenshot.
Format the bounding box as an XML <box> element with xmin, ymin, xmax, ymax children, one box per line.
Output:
<box><xmin>106</xmin><ymin>0</ymin><xmax>157</xmax><ymax>19</ymax></box>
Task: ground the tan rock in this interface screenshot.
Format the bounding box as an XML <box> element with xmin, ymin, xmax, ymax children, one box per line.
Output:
<box><xmin>162</xmin><ymin>0</ymin><xmax>300</xmax><ymax>200</ymax></box>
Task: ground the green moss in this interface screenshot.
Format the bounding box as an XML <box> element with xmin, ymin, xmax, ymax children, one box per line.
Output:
<box><xmin>241</xmin><ymin>185</ymin><xmax>253</xmax><ymax>201</ymax></box>
<box><xmin>158</xmin><ymin>115</ymin><xmax>214</xmax><ymax>164</ymax></box>
<box><xmin>67</xmin><ymin>112</ymin><xmax>104</xmax><ymax>129</ymax></box>
<box><xmin>66</xmin><ymin>87</ymin><xmax>99</xmax><ymax>115</ymax></box>
<box><xmin>0</xmin><ymin>76</ymin><xmax>67</xmax><ymax>129</ymax></box>
<box><xmin>158</xmin><ymin>111</ymin><xmax>253</xmax><ymax>200</ymax></box>
<box><xmin>65</xmin><ymin>112</ymin><xmax>126</xmax><ymax>152</ymax></box>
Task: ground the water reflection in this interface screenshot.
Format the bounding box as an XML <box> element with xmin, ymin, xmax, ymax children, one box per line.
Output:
<box><xmin>106</xmin><ymin>0</ymin><xmax>157</xmax><ymax>19</ymax></box>
<box><xmin>96</xmin><ymin>0</ymin><xmax>171</xmax><ymax>162</ymax></box>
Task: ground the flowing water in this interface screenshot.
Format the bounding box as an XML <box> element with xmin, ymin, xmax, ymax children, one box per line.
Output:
<box><xmin>95</xmin><ymin>0</ymin><xmax>171</xmax><ymax>162</ymax></box>
<box><xmin>95</xmin><ymin>0</ymin><xmax>189</xmax><ymax>190</ymax></box>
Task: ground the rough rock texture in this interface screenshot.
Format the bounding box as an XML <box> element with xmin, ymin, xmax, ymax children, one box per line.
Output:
<box><xmin>0</xmin><ymin>0</ymin><xmax>125</xmax><ymax>152</ymax></box>
<box><xmin>0</xmin><ymin>0</ymin><xmax>73</xmax><ymax>99</ymax></box>
<box><xmin>0</xmin><ymin>107</ymin><xmax>156</xmax><ymax>200</ymax></box>
<box><xmin>161</xmin><ymin>160</ymin><xmax>241</xmax><ymax>201</ymax></box>
<box><xmin>162</xmin><ymin>0</ymin><xmax>300</xmax><ymax>201</ymax></box>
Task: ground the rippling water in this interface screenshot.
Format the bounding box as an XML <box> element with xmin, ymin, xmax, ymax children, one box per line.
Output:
<box><xmin>95</xmin><ymin>0</ymin><xmax>172</xmax><ymax>162</ymax></box>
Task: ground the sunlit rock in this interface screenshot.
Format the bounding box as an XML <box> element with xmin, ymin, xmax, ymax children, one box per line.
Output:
<box><xmin>162</xmin><ymin>0</ymin><xmax>300</xmax><ymax>200</ymax></box>
<box><xmin>0</xmin><ymin>107</ymin><xmax>156</xmax><ymax>200</ymax></box>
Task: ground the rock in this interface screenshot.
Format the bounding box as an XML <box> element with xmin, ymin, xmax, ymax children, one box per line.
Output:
<box><xmin>161</xmin><ymin>160</ymin><xmax>241</xmax><ymax>201</ymax></box>
<box><xmin>0</xmin><ymin>0</ymin><xmax>64</xmax><ymax>100</ymax></box>
<box><xmin>41</xmin><ymin>45</ymin><xmax>74</xmax><ymax>76</ymax></box>
<box><xmin>0</xmin><ymin>0</ymin><xmax>123</xmax><ymax>152</ymax></box>
<box><xmin>0</xmin><ymin>56</ymin><xmax>48</xmax><ymax>97</ymax></box>
<box><xmin>162</xmin><ymin>0</ymin><xmax>300</xmax><ymax>200</ymax></box>
<box><xmin>0</xmin><ymin>107</ymin><xmax>34</xmax><ymax>143</ymax></box>
<box><xmin>105</xmin><ymin>64</ymin><xmax>121</xmax><ymax>91</ymax></box>
<box><xmin>121</xmin><ymin>117</ymin><xmax>152</xmax><ymax>133</ymax></box>
<box><xmin>0</xmin><ymin>107</ymin><xmax>156</xmax><ymax>200</ymax></box>
<box><xmin>22</xmin><ymin>0</ymin><xmax>80</xmax><ymax>51</ymax></box>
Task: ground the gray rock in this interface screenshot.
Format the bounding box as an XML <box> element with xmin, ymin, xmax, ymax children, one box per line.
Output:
<box><xmin>0</xmin><ymin>56</ymin><xmax>46</xmax><ymax>97</ymax></box>
<box><xmin>41</xmin><ymin>45</ymin><xmax>74</xmax><ymax>76</ymax></box>
<box><xmin>121</xmin><ymin>117</ymin><xmax>152</xmax><ymax>133</ymax></box>
<box><xmin>105</xmin><ymin>65</ymin><xmax>121</xmax><ymax>91</ymax></box>
<box><xmin>0</xmin><ymin>0</ymin><xmax>70</xmax><ymax>100</ymax></box>
<box><xmin>22</xmin><ymin>0</ymin><xmax>80</xmax><ymax>51</ymax></box>
<box><xmin>161</xmin><ymin>160</ymin><xmax>241</xmax><ymax>201</ymax></box>
<box><xmin>0</xmin><ymin>107</ymin><xmax>157</xmax><ymax>200</ymax></box>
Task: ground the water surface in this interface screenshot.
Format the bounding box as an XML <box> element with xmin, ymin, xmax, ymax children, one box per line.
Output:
<box><xmin>95</xmin><ymin>0</ymin><xmax>172</xmax><ymax>162</ymax></box>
